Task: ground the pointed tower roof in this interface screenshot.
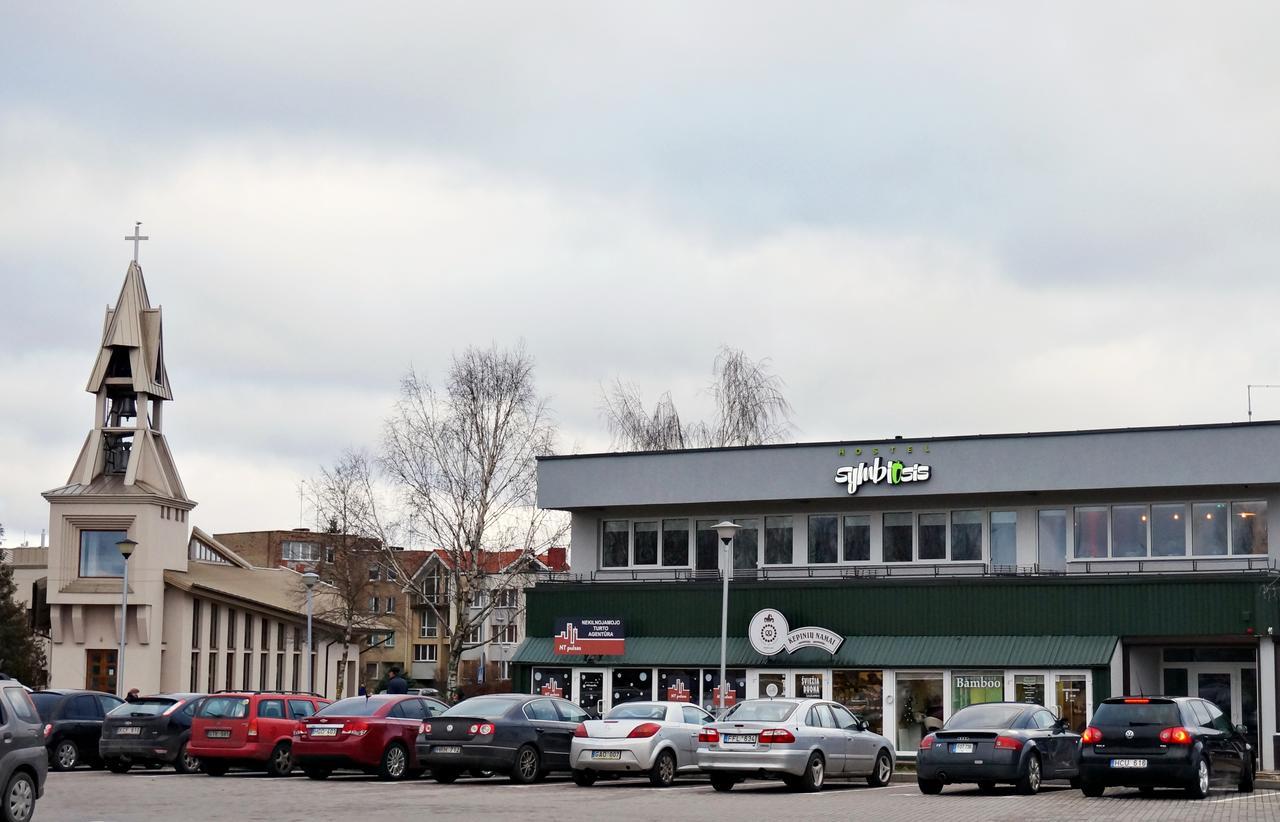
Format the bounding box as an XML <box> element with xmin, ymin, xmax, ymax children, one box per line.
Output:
<box><xmin>85</xmin><ymin>261</ymin><xmax>173</xmax><ymax>400</ymax></box>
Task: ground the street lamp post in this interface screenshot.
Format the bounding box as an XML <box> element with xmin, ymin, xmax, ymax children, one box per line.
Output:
<box><xmin>114</xmin><ymin>537</ymin><xmax>138</xmax><ymax>698</ymax></box>
<box><xmin>713</xmin><ymin>521</ymin><xmax>740</xmax><ymax>716</ymax></box>
<box><xmin>302</xmin><ymin>572</ymin><xmax>319</xmax><ymax>694</ymax></box>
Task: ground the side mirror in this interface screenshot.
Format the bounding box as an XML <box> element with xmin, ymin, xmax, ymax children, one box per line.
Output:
<box><xmin>858</xmin><ymin>720</ymin><xmax>869</xmax><ymax>732</ymax></box>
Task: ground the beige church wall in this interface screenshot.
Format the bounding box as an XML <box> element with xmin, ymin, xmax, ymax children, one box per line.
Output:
<box><xmin>159</xmin><ymin>587</ymin><xmax>190</xmax><ymax>693</ymax></box>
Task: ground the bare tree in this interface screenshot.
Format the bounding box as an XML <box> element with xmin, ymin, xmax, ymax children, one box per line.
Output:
<box><xmin>601</xmin><ymin>346</ymin><xmax>793</xmax><ymax>451</ymax></box>
<box><xmin>379</xmin><ymin>344</ymin><xmax>567</xmax><ymax>696</ymax></box>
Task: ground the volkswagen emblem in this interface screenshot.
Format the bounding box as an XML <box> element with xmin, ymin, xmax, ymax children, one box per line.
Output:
<box><xmin>1125</xmin><ymin>729</ymin><xmax>1135</xmax><ymax>739</ymax></box>
<box><xmin>446</xmin><ymin>724</ymin><xmax>454</xmax><ymax>732</ymax></box>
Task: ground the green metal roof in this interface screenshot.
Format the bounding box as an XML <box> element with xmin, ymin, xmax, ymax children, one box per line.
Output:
<box><xmin>511</xmin><ymin>635</ymin><xmax>1118</xmax><ymax>669</ymax></box>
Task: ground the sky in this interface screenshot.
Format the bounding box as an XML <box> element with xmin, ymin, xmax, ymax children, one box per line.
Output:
<box><xmin>2</xmin><ymin>2</ymin><xmax>1280</xmax><ymax>545</ymax></box>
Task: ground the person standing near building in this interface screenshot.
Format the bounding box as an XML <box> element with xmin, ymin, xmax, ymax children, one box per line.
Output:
<box><xmin>384</xmin><ymin>667</ymin><xmax>408</xmax><ymax>694</ymax></box>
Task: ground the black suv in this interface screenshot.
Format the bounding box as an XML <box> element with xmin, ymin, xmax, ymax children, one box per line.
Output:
<box><xmin>29</xmin><ymin>690</ymin><xmax>124</xmax><ymax>771</ymax></box>
<box><xmin>1079</xmin><ymin>696</ymin><xmax>1254</xmax><ymax>798</ymax></box>
<box><xmin>99</xmin><ymin>693</ymin><xmax>206</xmax><ymax>774</ymax></box>
<box><xmin>1</xmin><ymin>679</ymin><xmax>46</xmax><ymax>822</ymax></box>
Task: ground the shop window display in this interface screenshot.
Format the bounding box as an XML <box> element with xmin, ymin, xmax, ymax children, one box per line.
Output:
<box><xmin>952</xmin><ymin>670</ymin><xmax>1005</xmax><ymax>711</ymax></box>
<box><xmin>657</xmin><ymin>669</ymin><xmax>700</xmax><ymax>703</ymax></box>
<box><xmin>895</xmin><ymin>672</ymin><xmax>943</xmax><ymax>751</ymax></box>
<box><xmin>531</xmin><ymin>667</ymin><xmax>573</xmax><ymax>700</ymax></box>
<box><xmin>1014</xmin><ymin>674</ymin><xmax>1045</xmax><ymax>706</ymax></box>
<box><xmin>612</xmin><ymin>668</ymin><xmax>653</xmax><ymax>705</ymax></box>
<box><xmin>702</xmin><ymin>669</ymin><xmax>746</xmax><ymax>713</ymax></box>
<box><xmin>833</xmin><ymin>670</ymin><xmax>883</xmax><ymax>734</ymax></box>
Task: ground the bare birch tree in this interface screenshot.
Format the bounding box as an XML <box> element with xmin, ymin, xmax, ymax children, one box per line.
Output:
<box><xmin>378</xmin><ymin>344</ymin><xmax>566</xmax><ymax>696</ymax></box>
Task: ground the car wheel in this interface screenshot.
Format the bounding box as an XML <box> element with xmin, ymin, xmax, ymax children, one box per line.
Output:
<box><xmin>201</xmin><ymin>760</ymin><xmax>229</xmax><ymax>777</ymax></box>
<box><xmin>649</xmin><ymin>749</ymin><xmax>677</xmax><ymax>788</ymax></box>
<box><xmin>105</xmin><ymin>758</ymin><xmax>132</xmax><ymax>774</ymax></box>
<box><xmin>267</xmin><ymin>743</ymin><xmax>293</xmax><ymax>777</ymax></box>
<box><xmin>434</xmin><ymin>767</ymin><xmax>459</xmax><ymax>784</ymax></box>
<box><xmin>175</xmin><ymin>743</ymin><xmax>200</xmax><ymax>775</ymax></box>
<box><xmin>1185</xmin><ymin>757</ymin><xmax>1210</xmax><ymax>799</ymax></box>
<box><xmin>1015</xmin><ymin>752</ymin><xmax>1042</xmax><ymax>795</ymax></box>
<box><xmin>867</xmin><ymin>749</ymin><xmax>893</xmax><ymax>787</ymax></box>
<box><xmin>1239</xmin><ymin>758</ymin><xmax>1255</xmax><ymax>793</ymax></box>
<box><xmin>378</xmin><ymin>742</ymin><xmax>409</xmax><ymax>781</ymax></box>
<box><xmin>977</xmin><ymin>781</ymin><xmax>996</xmax><ymax>793</ymax></box>
<box><xmin>510</xmin><ymin>744</ymin><xmax>541</xmax><ymax>785</ymax></box>
<box><xmin>710</xmin><ymin>773</ymin><xmax>736</xmax><ymax>792</ymax></box>
<box><xmin>1081</xmin><ymin>780</ymin><xmax>1104</xmax><ymax>797</ymax></box>
<box><xmin>917</xmin><ymin>778</ymin><xmax>943</xmax><ymax>795</ymax></box>
<box><xmin>303</xmin><ymin>766</ymin><xmax>332</xmax><ymax>781</ymax></box>
<box><xmin>51</xmin><ymin>739</ymin><xmax>79</xmax><ymax>771</ymax></box>
<box><xmin>3</xmin><ymin>770</ymin><xmax>37</xmax><ymax>822</ymax></box>
<box><xmin>796</xmin><ymin>752</ymin><xmax>824</xmax><ymax>792</ymax></box>
<box><xmin>572</xmin><ymin>769</ymin><xmax>597</xmax><ymax>787</ymax></box>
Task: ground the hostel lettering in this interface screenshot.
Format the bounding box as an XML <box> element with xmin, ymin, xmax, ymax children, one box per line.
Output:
<box><xmin>834</xmin><ymin>457</ymin><xmax>931</xmax><ymax>495</ymax></box>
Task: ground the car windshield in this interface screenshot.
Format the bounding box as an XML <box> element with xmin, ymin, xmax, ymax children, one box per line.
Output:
<box><xmin>108</xmin><ymin>698</ymin><xmax>178</xmax><ymax>718</ymax></box>
<box><xmin>721</xmin><ymin>701</ymin><xmax>799</xmax><ymax>722</ymax></box>
<box><xmin>315</xmin><ymin>697</ymin><xmax>390</xmax><ymax>717</ymax></box>
<box><xmin>605</xmin><ymin>704</ymin><xmax>667</xmax><ymax>721</ymax></box>
<box><xmin>197</xmin><ymin>696</ymin><xmax>250</xmax><ymax>719</ymax></box>
<box><xmin>1092</xmin><ymin>701</ymin><xmax>1181</xmax><ymax>727</ymax></box>
<box><xmin>442</xmin><ymin>697</ymin><xmax>522</xmax><ymax>720</ymax></box>
<box><xmin>945</xmin><ymin>704</ymin><xmax>1027</xmax><ymax>729</ymax></box>
<box><xmin>29</xmin><ymin>693</ymin><xmax>60</xmax><ymax>720</ymax></box>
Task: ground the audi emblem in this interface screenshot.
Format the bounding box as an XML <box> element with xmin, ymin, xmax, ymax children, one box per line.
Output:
<box><xmin>1125</xmin><ymin>729</ymin><xmax>1135</xmax><ymax>739</ymax></box>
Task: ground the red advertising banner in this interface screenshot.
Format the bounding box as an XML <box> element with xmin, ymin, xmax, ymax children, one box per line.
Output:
<box><xmin>553</xmin><ymin>617</ymin><xmax>625</xmax><ymax>655</ymax></box>
<box><xmin>665</xmin><ymin>679</ymin><xmax>692</xmax><ymax>702</ymax></box>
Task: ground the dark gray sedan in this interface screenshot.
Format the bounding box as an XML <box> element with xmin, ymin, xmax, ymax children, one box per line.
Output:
<box><xmin>1</xmin><ymin>680</ymin><xmax>45</xmax><ymax>822</ymax></box>
<box><xmin>916</xmin><ymin>702</ymin><xmax>1081</xmax><ymax>795</ymax></box>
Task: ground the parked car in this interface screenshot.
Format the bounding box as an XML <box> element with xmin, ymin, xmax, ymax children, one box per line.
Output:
<box><xmin>99</xmin><ymin>693</ymin><xmax>205</xmax><ymax>774</ymax></box>
<box><xmin>189</xmin><ymin>692</ymin><xmax>330</xmax><ymax>777</ymax></box>
<box><xmin>294</xmin><ymin>694</ymin><xmax>448</xmax><ymax>780</ymax></box>
<box><xmin>418</xmin><ymin>694</ymin><xmax>589</xmax><ymax>784</ymax></box>
<box><xmin>405</xmin><ymin>688</ymin><xmax>441</xmax><ymax>698</ymax></box>
<box><xmin>570</xmin><ymin>700</ymin><xmax>714</xmax><ymax>787</ymax></box>
<box><xmin>29</xmin><ymin>689</ymin><xmax>124</xmax><ymax>771</ymax></box>
<box><xmin>695</xmin><ymin>698</ymin><xmax>896</xmax><ymax>792</ymax></box>
<box><xmin>916</xmin><ymin>701</ymin><xmax>1080</xmax><ymax>795</ymax></box>
<box><xmin>1</xmin><ymin>680</ymin><xmax>46</xmax><ymax>822</ymax></box>
<box><xmin>1078</xmin><ymin>696</ymin><xmax>1255</xmax><ymax>798</ymax></box>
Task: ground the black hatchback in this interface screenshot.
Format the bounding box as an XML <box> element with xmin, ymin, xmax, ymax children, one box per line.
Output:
<box><xmin>29</xmin><ymin>690</ymin><xmax>124</xmax><ymax>771</ymax></box>
<box><xmin>1079</xmin><ymin>696</ymin><xmax>1255</xmax><ymax>798</ymax></box>
<box><xmin>99</xmin><ymin>693</ymin><xmax>206</xmax><ymax>774</ymax></box>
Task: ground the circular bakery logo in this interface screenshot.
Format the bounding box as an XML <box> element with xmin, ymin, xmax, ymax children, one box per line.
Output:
<box><xmin>749</xmin><ymin>609</ymin><xmax>790</xmax><ymax>656</ymax></box>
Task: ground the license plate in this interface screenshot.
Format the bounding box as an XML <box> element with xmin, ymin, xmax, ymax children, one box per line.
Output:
<box><xmin>724</xmin><ymin>734</ymin><xmax>757</xmax><ymax>744</ymax></box>
<box><xmin>309</xmin><ymin>726</ymin><xmax>339</xmax><ymax>737</ymax></box>
<box><xmin>205</xmin><ymin>729</ymin><xmax>231</xmax><ymax>739</ymax></box>
<box><xmin>116</xmin><ymin>726</ymin><xmax>142</xmax><ymax>736</ymax></box>
<box><xmin>951</xmin><ymin>743</ymin><xmax>973</xmax><ymax>754</ymax></box>
<box><xmin>433</xmin><ymin>745</ymin><xmax>462</xmax><ymax>754</ymax></box>
<box><xmin>590</xmin><ymin>750</ymin><xmax>622</xmax><ymax>760</ymax></box>
<box><xmin>1110</xmin><ymin>759</ymin><xmax>1148</xmax><ymax>769</ymax></box>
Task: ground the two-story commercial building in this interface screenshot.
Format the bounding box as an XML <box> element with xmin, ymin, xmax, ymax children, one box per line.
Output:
<box><xmin>513</xmin><ymin>424</ymin><xmax>1280</xmax><ymax>768</ymax></box>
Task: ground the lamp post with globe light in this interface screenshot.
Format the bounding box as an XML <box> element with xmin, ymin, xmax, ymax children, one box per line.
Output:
<box><xmin>114</xmin><ymin>537</ymin><xmax>138</xmax><ymax>698</ymax></box>
<box><xmin>713</xmin><ymin>521</ymin><xmax>740</xmax><ymax>715</ymax></box>
<box><xmin>302</xmin><ymin>572</ymin><xmax>319</xmax><ymax>693</ymax></box>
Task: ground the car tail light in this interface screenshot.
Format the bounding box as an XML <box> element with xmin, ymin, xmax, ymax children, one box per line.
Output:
<box><xmin>342</xmin><ymin>721</ymin><xmax>370</xmax><ymax>737</ymax></box>
<box><xmin>697</xmin><ymin>728</ymin><xmax>720</xmax><ymax>743</ymax></box>
<box><xmin>759</xmin><ymin>729</ymin><xmax>796</xmax><ymax>744</ymax></box>
<box><xmin>43</xmin><ymin>724</ymin><xmax>52</xmax><ymax>738</ymax></box>
<box><xmin>574</xmin><ymin>723</ymin><xmax>589</xmax><ymax>738</ymax></box>
<box><xmin>247</xmin><ymin>719</ymin><xmax>259</xmax><ymax>739</ymax></box>
<box><xmin>1081</xmin><ymin>726</ymin><xmax>1103</xmax><ymax>744</ymax></box>
<box><xmin>292</xmin><ymin>722</ymin><xmax>307</xmax><ymax>738</ymax></box>
<box><xmin>477</xmin><ymin>723</ymin><xmax>494</xmax><ymax>736</ymax></box>
<box><xmin>1123</xmin><ymin>698</ymin><xmax>1150</xmax><ymax>704</ymax></box>
<box><xmin>162</xmin><ymin>701</ymin><xmax>184</xmax><ymax>717</ymax></box>
<box><xmin>994</xmin><ymin>736</ymin><xmax>1024</xmax><ymax>751</ymax></box>
<box><xmin>420</xmin><ymin>722</ymin><xmax>431</xmax><ymax>735</ymax></box>
<box><xmin>918</xmin><ymin>733</ymin><xmax>937</xmax><ymax>749</ymax></box>
<box><xmin>1159</xmin><ymin>726</ymin><xmax>1193</xmax><ymax>745</ymax></box>
<box><xmin>628</xmin><ymin>723</ymin><xmax>661</xmax><ymax>739</ymax></box>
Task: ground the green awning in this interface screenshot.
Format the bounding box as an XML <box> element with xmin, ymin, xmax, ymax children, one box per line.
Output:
<box><xmin>511</xmin><ymin>635</ymin><xmax>1118</xmax><ymax>669</ymax></box>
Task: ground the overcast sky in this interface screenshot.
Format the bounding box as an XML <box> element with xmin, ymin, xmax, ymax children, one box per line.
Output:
<box><xmin>2</xmin><ymin>2</ymin><xmax>1279</xmax><ymax>545</ymax></box>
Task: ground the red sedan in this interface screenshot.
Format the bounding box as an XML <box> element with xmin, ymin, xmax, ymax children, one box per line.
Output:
<box><xmin>294</xmin><ymin>695</ymin><xmax>448</xmax><ymax>780</ymax></box>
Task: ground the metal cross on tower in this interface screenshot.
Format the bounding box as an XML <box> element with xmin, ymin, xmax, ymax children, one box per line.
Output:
<box><xmin>125</xmin><ymin>221</ymin><xmax>149</xmax><ymax>262</ymax></box>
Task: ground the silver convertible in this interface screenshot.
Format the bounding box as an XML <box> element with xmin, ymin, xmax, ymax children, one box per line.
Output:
<box><xmin>570</xmin><ymin>700</ymin><xmax>715</xmax><ymax>787</ymax></box>
<box><xmin>696</xmin><ymin>698</ymin><xmax>896</xmax><ymax>792</ymax></box>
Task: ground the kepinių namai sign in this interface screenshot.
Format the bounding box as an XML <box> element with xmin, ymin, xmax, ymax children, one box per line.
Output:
<box><xmin>748</xmin><ymin>609</ymin><xmax>843</xmax><ymax>656</ymax></box>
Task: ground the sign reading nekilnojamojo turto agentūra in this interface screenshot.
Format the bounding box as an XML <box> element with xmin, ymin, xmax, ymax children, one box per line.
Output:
<box><xmin>553</xmin><ymin>617</ymin><xmax>625</xmax><ymax>655</ymax></box>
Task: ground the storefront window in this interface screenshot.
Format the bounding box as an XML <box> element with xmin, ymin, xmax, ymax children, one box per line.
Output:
<box><xmin>756</xmin><ymin>672</ymin><xmax>787</xmax><ymax>698</ymax></box>
<box><xmin>952</xmin><ymin>670</ymin><xmax>1004</xmax><ymax>711</ymax></box>
<box><xmin>1014</xmin><ymin>674</ymin><xmax>1045</xmax><ymax>705</ymax></box>
<box><xmin>793</xmin><ymin>672</ymin><xmax>825</xmax><ymax>699</ymax></box>
<box><xmin>634</xmin><ymin>521</ymin><xmax>658</xmax><ymax>565</ymax></box>
<box><xmin>602</xmin><ymin>521</ymin><xmax>629</xmax><ymax>567</ymax></box>
<box><xmin>896</xmin><ymin>672</ymin><xmax>943</xmax><ymax>751</ymax></box>
<box><xmin>734</xmin><ymin>519</ymin><xmax>760</xmax><ymax>571</ymax></box>
<box><xmin>951</xmin><ymin>511</ymin><xmax>982</xmax><ymax>561</ymax></box>
<box><xmin>764</xmin><ymin>516</ymin><xmax>793</xmax><ymax>565</ymax></box>
<box><xmin>1055</xmin><ymin>676</ymin><xmax>1087</xmax><ymax>733</ymax></box>
<box><xmin>883</xmin><ymin>513</ymin><xmax>913</xmax><ymax>562</ymax></box>
<box><xmin>808</xmin><ymin>515</ymin><xmax>838</xmax><ymax>564</ymax></box>
<box><xmin>1151</xmin><ymin>504</ymin><xmax>1187</xmax><ymax>556</ymax></box>
<box><xmin>611</xmin><ymin>668</ymin><xmax>653</xmax><ymax>705</ymax></box>
<box><xmin>1038</xmin><ymin>510</ymin><xmax>1066</xmax><ymax>571</ymax></box>
<box><xmin>657</xmin><ymin>669</ymin><xmax>699</xmax><ymax>703</ymax></box>
<box><xmin>1074</xmin><ymin>507</ymin><xmax>1108</xmax><ymax>559</ymax></box>
<box><xmin>1192</xmin><ymin>503</ymin><xmax>1228</xmax><ymax>555</ymax></box>
<box><xmin>703</xmin><ymin>669</ymin><xmax>746</xmax><ymax>713</ymax></box>
<box><xmin>918</xmin><ymin>513</ymin><xmax>946</xmax><ymax>560</ymax></box>
<box><xmin>990</xmin><ymin>511</ymin><xmax>1017</xmax><ymax>566</ymax></box>
<box><xmin>531</xmin><ymin>667</ymin><xmax>573</xmax><ymax>700</ymax></box>
<box><xmin>833</xmin><ymin>670</ymin><xmax>883</xmax><ymax>734</ymax></box>
<box><xmin>843</xmin><ymin>515</ymin><xmax>870</xmax><ymax>562</ymax></box>
<box><xmin>695</xmin><ymin>520</ymin><xmax>719</xmax><ymax>571</ymax></box>
<box><xmin>661</xmin><ymin>519</ymin><xmax>689</xmax><ymax>566</ymax></box>
<box><xmin>1111</xmin><ymin>505</ymin><xmax>1148</xmax><ymax>558</ymax></box>
<box><xmin>1232</xmin><ymin>501</ymin><xmax>1267</xmax><ymax>555</ymax></box>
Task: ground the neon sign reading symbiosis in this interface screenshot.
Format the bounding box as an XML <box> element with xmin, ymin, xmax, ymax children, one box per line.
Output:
<box><xmin>834</xmin><ymin>457</ymin><xmax>931</xmax><ymax>494</ymax></box>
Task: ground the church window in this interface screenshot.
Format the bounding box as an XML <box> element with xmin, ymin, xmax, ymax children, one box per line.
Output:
<box><xmin>79</xmin><ymin>530</ymin><xmax>128</xmax><ymax>578</ymax></box>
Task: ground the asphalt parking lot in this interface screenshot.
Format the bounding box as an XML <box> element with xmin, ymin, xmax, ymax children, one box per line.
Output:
<box><xmin>36</xmin><ymin>771</ymin><xmax>1280</xmax><ymax>822</ymax></box>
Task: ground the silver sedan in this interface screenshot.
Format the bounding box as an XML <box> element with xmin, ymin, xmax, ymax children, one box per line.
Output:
<box><xmin>570</xmin><ymin>700</ymin><xmax>715</xmax><ymax>787</ymax></box>
<box><xmin>696</xmin><ymin>698</ymin><xmax>896</xmax><ymax>792</ymax></box>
